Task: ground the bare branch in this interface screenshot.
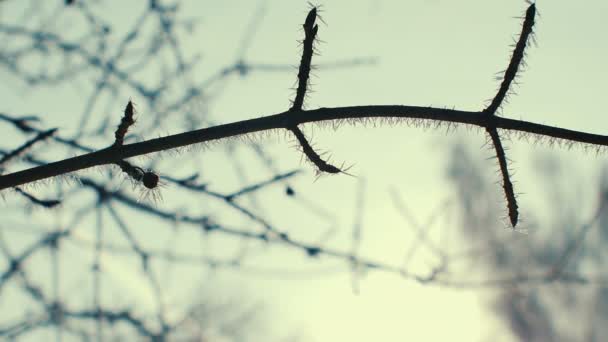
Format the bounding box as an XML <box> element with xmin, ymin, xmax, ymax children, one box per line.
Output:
<box><xmin>1</xmin><ymin>106</ymin><xmax>608</xmax><ymax>192</ymax></box>
<box><xmin>485</xmin><ymin>3</ymin><xmax>536</xmax><ymax>115</ymax></box>
<box><xmin>289</xmin><ymin>126</ymin><xmax>342</xmax><ymax>174</ymax></box>
<box><xmin>113</xmin><ymin>100</ymin><xmax>136</xmax><ymax>147</ymax></box>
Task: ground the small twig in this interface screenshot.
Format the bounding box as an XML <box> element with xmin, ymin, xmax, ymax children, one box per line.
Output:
<box><xmin>224</xmin><ymin>170</ymin><xmax>300</xmax><ymax>200</ymax></box>
<box><xmin>290</xmin><ymin>7</ymin><xmax>318</xmax><ymax>112</ymax></box>
<box><xmin>290</xmin><ymin>126</ymin><xmax>342</xmax><ymax>174</ymax></box>
<box><xmin>484</xmin><ymin>3</ymin><xmax>536</xmax><ymax>115</ymax></box>
<box><xmin>113</xmin><ymin>100</ymin><xmax>136</xmax><ymax>147</ymax></box>
<box><xmin>350</xmin><ymin>179</ymin><xmax>366</xmax><ymax>294</ymax></box>
<box><xmin>486</xmin><ymin>128</ymin><xmax>518</xmax><ymax>226</ymax></box>
<box><xmin>390</xmin><ymin>189</ymin><xmax>448</xmax><ymax>266</ymax></box>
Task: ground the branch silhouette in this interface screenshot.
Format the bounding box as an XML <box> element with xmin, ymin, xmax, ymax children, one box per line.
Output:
<box><xmin>1</xmin><ymin>3</ymin><xmax>606</xmax><ymax>229</ymax></box>
<box><xmin>5</xmin><ymin>3</ymin><xmax>608</xmax><ymax>340</ymax></box>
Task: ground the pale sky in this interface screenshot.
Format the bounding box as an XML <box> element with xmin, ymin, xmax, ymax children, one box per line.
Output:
<box><xmin>2</xmin><ymin>0</ymin><xmax>608</xmax><ymax>341</ymax></box>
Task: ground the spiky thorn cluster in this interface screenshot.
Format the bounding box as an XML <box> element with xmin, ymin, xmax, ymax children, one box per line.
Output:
<box><xmin>112</xmin><ymin>101</ymin><xmax>159</xmax><ymax>190</ymax></box>
<box><xmin>289</xmin><ymin>7</ymin><xmax>344</xmax><ymax>174</ymax></box>
<box><xmin>483</xmin><ymin>3</ymin><xmax>536</xmax><ymax>227</ymax></box>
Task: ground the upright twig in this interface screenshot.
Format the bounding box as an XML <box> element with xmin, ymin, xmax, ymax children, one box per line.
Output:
<box><xmin>484</xmin><ymin>4</ymin><xmax>536</xmax><ymax>115</ymax></box>
<box><xmin>113</xmin><ymin>100</ymin><xmax>136</xmax><ymax>147</ymax></box>
<box><xmin>0</xmin><ymin>128</ymin><xmax>56</xmax><ymax>169</ymax></box>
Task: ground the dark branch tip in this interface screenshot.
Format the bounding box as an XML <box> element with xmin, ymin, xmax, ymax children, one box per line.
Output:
<box><xmin>526</xmin><ymin>3</ymin><xmax>536</xmax><ymax>21</ymax></box>
<box><xmin>114</xmin><ymin>100</ymin><xmax>137</xmax><ymax>147</ymax></box>
<box><xmin>304</xmin><ymin>7</ymin><xmax>317</xmax><ymax>30</ymax></box>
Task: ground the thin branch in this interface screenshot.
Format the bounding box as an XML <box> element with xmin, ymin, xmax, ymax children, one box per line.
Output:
<box><xmin>1</xmin><ymin>105</ymin><xmax>608</xmax><ymax>191</ymax></box>
<box><xmin>0</xmin><ymin>113</ymin><xmax>40</xmax><ymax>133</ymax></box>
<box><xmin>113</xmin><ymin>100</ymin><xmax>136</xmax><ymax>147</ymax></box>
<box><xmin>547</xmin><ymin>196</ymin><xmax>608</xmax><ymax>279</ymax></box>
<box><xmin>290</xmin><ymin>7</ymin><xmax>318</xmax><ymax>112</ymax></box>
<box><xmin>286</xmin><ymin>7</ymin><xmax>345</xmax><ymax>174</ymax></box>
<box><xmin>486</xmin><ymin>128</ymin><xmax>518</xmax><ymax>226</ymax></box>
<box><xmin>0</xmin><ymin>128</ymin><xmax>56</xmax><ymax>168</ymax></box>
<box><xmin>224</xmin><ymin>170</ymin><xmax>300</xmax><ymax>200</ymax></box>
<box><xmin>484</xmin><ymin>4</ymin><xmax>536</xmax><ymax>115</ymax></box>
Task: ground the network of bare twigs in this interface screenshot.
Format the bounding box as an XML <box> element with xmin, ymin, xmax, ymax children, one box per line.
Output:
<box><xmin>0</xmin><ymin>1</ymin><xmax>379</xmax><ymax>340</ymax></box>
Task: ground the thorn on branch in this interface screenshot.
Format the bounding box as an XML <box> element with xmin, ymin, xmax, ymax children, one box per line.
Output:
<box><xmin>289</xmin><ymin>126</ymin><xmax>342</xmax><ymax>174</ymax></box>
<box><xmin>162</xmin><ymin>173</ymin><xmax>207</xmax><ymax>191</ymax></box>
<box><xmin>225</xmin><ymin>170</ymin><xmax>300</xmax><ymax>200</ymax></box>
<box><xmin>290</xmin><ymin>7</ymin><xmax>319</xmax><ymax>111</ymax></box>
<box><xmin>0</xmin><ymin>114</ymin><xmax>40</xmax><ymax>133</ymax></box>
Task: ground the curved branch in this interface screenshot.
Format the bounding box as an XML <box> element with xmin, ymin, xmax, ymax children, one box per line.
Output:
<box><xmin>1</xmin><ymin>105</ymin><xmax>607</xmax><ymax>191</ymax></box>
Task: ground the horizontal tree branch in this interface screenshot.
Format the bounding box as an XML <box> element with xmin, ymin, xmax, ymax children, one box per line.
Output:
<box><xmin>1</xmin><ymin>105</ymin><xmax>607</xmax><ymax>191</ymax></box>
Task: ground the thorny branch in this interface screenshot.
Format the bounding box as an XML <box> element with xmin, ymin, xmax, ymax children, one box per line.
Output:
<box><xmin>2</xmin><ymin>1</ymin><xmax>608</xmax><ymax>340</ymax></box>
<box><xmin>3</xmin><ymin>104</ymin><xmax>608</xmax><ymax>193</ymax></box>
